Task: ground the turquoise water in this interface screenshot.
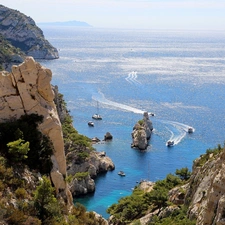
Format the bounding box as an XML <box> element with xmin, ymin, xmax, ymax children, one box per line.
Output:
<box><xmin>39</xmin><ymin>27</ymin><xmax>225</xmax><ymax>218</ymax></box>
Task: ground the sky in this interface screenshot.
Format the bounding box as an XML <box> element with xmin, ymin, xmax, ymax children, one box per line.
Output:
<box><xmin>1</xmin><ymin>0</ymin><xmax>225</xmax><ymax>30</ymax></box>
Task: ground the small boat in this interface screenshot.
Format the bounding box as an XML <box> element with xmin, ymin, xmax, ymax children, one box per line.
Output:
<box><xmin>149</xmin><ymin>112</ymin><xmax>155</xmax><ymax>116</ymax></box>
<box><xmin>118</xmin><ymin>171</ymin><xmax>126</xmax><ymax>176</ymax></box>
<box><xmin>92</xmin><ymin>114</ymin><xmax>102</xmax><ymax>120</ymax></box>
<box><xmin>92</xmin><ymin>101</ymin><xmax>102</xmax><ymax>120</ymax></box>
<box><xmin>167</xmin><ymin>140</ymin><xmax>174</xmax><ymax>147</ymax></box>
<box><xmin>188</xmin><ymin>127</ymin><xmax>194</xmax><ymax>133</ymax></box>
<box><xmin>88</xmin><ymin>121</ymin><xmax>94</xmax><ymax>126</ymax></box>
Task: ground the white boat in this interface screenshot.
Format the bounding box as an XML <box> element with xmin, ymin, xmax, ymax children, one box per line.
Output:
<box><xmin>188</xmin><ymin>127</ymin><xmax>194</xmax><ymax>133</ymax></box>
<box><xmin>167</xmin><ymin>140</ymin><xmax>174</xmax><ymax>147</ymax></box>
<box><xmin>92</xmin><ymin>101</ymin><xmax>102</xmax><ymax>120</ymax></box>
<box><xmin>88</xmin><ymin>121</ymin><xmax>94</xmax><ymax>126</ymax></box>
<box><xmin>92</xmin><ymin>114</ymin><xmax>102</xmax><ymax>120</ymax></box>
<box><xmin>118</xmin><ymin>171</ymin><xmax>126</xmax><ymax>176</ymax></box>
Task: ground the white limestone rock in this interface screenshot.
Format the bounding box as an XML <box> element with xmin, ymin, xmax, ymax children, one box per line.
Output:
<box><xmin>131</xmin><ymin>111</ymin><xmax>153</xmax><ymax>150</ymax></box>
<box><xmin>0</xmin><ymin>57</ymin><xmax>72</xmax><ymax>206</ymax></box>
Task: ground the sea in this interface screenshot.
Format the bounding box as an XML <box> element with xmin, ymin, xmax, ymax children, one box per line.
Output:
<box><xmin>38</xmin><ymin>26</ymin><xmax>225</xmax><ymax>218</ymax></box>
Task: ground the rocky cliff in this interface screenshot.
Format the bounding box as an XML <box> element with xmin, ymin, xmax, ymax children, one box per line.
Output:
<box><xmin>0</xmin><ymin>57</ymin><xmax>72</xmax><ymax>206</ymax></box>
<box><xmin>185</xmin><ymin>147</ymin><xmax>225</xmax><ymax>225</ymax></box>
<box><xmin>0</xmin><ymin>5</ymin><xmax>58</xmax><ymax>60</ymax></box>
<box><xmin>67</xmin><ymin>150</ymin><xmax>115</xmax><ymax>196</ymax></box>
<box><xmin>131</xmin><ymin>111</ymin><xmax>153</xmax><ymax>150</ymax></box>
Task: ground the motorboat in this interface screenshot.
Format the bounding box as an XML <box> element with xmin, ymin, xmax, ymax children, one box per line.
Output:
<box><xmin>167</xmin><ymin>140</ymin><xmax>174</xmax><ymax>147</ymax></box>
<box><xmin>92</xmin><ymin>114</ymin><xmax>102</xmax><ymax>120</ymax></box>
<box><xmin>188</xmin><ymin>127</ymin><xmax>194</xmax><ymax>133</ymax></box>
<box><xmin>88</xmin><ymin>121</ymin><xmax>94</xmax><ymax>126</ymax></box>
<box><xmin>118</xmin><ymin>171</ymin><xmax>126</xmax><ymax>176</ymax></box>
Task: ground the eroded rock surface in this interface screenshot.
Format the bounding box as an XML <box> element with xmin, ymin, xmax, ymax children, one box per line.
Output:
<box><xmin>0</xmin><ymin>57</ymin><xmax>72</xmax><ymax>205</ymax></box>
<box><xmin>131</xmin><ymin>111</ymin><xmax>153</xmax><ymax>150</ymax></box>
<box><xmin>0</xmin><ymin>4</ymin><xmax>58</xmax><ymax>60</ymax></box>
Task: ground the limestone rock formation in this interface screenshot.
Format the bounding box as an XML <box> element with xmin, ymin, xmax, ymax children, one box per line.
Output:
<box><xmin>0</xmin><ymin>4</ymin><xmax>59</xmax><ymax>60</ymax></box>
<box><xmin>66</xmin><ymin>150</ymin><xmax>115</xmax><ymax>196</ymax></box>
<box><xmin>0</xmin><ymin>57</ymin><xmax>72</xmax><ymax>205</ymax></box>
<box><xmin>185</xmin><ymin>150</ymin><xmax>225</xmax><ymax>225</ymax></box>
<box><xmin>131</xmin><ymin>111</ymin><xmax>153</xmax><ymax>150</ymax></box>
<box><xmin>70</xmin><ymin>175</ymin><xmax>95</xmax><ymax>196</ymax></box>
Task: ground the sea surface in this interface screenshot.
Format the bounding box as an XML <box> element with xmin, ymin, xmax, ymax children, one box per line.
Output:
<box><xmin>39</xmin><ymin>27</ymin><xmax>225</xmax><ymax>218</ymax></box>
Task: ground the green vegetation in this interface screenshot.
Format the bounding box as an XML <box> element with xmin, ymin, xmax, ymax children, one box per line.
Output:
<box><xmin>107</xmin><ymin>169</ymin><xmax>194</xmax><ymax>225</ymax></box>
<box><xmin>0</xmin><ymin>160</ymin><xmax>104</xmax><ymax>224</ymax></box>
<box><xmin>74</xmin><ymin>172</ymin><xmax>89</xmax><ymax>181</ymax></box>
<box><xmin>58</xmin><ymin>93</ymin><xmax>94</xmax><ymax>164</ymax></box>
<box><xmin>0</xmin><ymin>114</ymin><xmax>53</xmax><ymax>174</ymax></box>
<box><xmin>0</xmin><ymin>34</ymin><xmax>24</xmax><ymax>70</ymax></box>
<box><xmin>34</xmin><ymin>176</ymin><xmax>63</xmax><ymax>224</ymax></box>
<box><xmin>138</xmin><ymin>119</ymin><xmax>144</xmax><ymax>126</ymax></box>
<box><xmin>62</xmin><ymin>114</ymin><xmax>92</xmax><ymax>153</ymax></box>
<box><xmin>195</xmin><ymin>144</ymin><xmax>224</xmax><ymax>167</ymax></box>
<box><xmin>175</xmin><ymin>167</ymin><xmax>191</xmax><ymax>181</ymax></box>
<box><xmin>148</xmin><ymin>206</ymin><xmax>196</xmax><ymax>225</ymax></box>
<box><xmin>7</xmin><ymin>138</ymin><xmax>30</xmax><ymax>162</ymax></box>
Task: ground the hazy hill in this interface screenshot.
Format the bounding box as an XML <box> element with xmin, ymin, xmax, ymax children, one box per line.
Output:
<box><xmin>38</xmin><ymin>20</ymin><xmax>92</xmax><ymax>27</ymax></box>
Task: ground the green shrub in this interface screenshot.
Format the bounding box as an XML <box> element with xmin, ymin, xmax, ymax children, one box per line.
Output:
<box><xmin>7</xmin><ymin>138</ymin><xmax>30</xmax><ymax>162</ymax></box>
<box><xmin>138</xmin><ymin>120</ymin><xmax>144</xmax><ymax>126</ymax></box>
<box><xmin>0</xmin><ymin>114</ymin><xmax>53</xmax><ymax>174</ymax></box>
<box><xmin>34</xmin><ymin>176</ymin><xmax>62</xmax><ymax>223</ymax></box>
<box><xmin>15</xmin><ymin>187</ymin><xmax>27</xmax><ymax>199</ymax></box>
<box><xmin>195</xmin><ymin>144</ymin><xmax>224</xmax><ymax>167</ymax></box>
<box><xmin>74</xmin><ymin>172</ymin><xmax>89</xmax><ymax>181</ymax></box>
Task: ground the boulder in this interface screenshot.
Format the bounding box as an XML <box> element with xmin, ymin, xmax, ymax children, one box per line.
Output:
<box><xmin>104</xmin><ymin>132</ymin><xmax>113</xmax><ymax>141</ymax></box>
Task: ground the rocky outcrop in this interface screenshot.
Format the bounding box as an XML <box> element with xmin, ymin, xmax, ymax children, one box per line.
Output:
<box><xmin>185</xmin><ymin>150</ymin><xmax>225</xmax><ymax>225</ymax></box>
<box><xmin>131</xmin><ymin>111</ymin><xmax>153</xmax><ymax>150</ymax></box>
<box><xmin>70</xmin><ymin>175</ymin><xmax>95</xmax><ymax>196</ymax></box>
<box><xmin>0</xmin><ymin>4</ymin><xmax>58</xmax><ymax>60</ymax></box>
<box><xmin>66</xmin><ymin>150</ymin><xmax>115</xmax><ymax>196</ymax></box>
<box><xmin>0</xmin><ymin>34</ymin><xmax>25</xmax><ymax>71</ymax></box>
<box><xmin>0</xmin><ymin>57</ymin><xmax>72</xmax><ymax>206</ymax></box>
<box><xmin>104</xmin><ymin>132</ymin><xmax>113</xmax><ymax>141</ymax></box>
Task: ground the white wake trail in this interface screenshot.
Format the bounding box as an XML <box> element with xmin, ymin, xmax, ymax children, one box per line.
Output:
<box><xmin>125</xmin><ymin>72</ymin><xmax>133</xmax><ymax>84</ymax></box>
<box><xmin>125</xmin><ymin>71</ymin><xmax>141</xmax><ymax>85</ymax></box>
<box><xmin>92</xmin><ymin>91</ymin><xmax>145</xmax><ymax>114</ymax></box>
<box><xmin>160</xmin><ymin>119</ymin><xmax>194</xmax><ymax>145</ymax></box>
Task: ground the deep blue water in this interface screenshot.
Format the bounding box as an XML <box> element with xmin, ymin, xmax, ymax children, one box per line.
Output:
<box><xmin>39</xmin><ymin>27</ymin><xmax>225</xmax><ymax>218</ymax></box>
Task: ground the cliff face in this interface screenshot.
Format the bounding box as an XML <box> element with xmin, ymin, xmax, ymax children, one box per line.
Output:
<box><xmin>185</xmin><ymin>149</ymin><xmax>225</xmax><ymax>225</ymax></box>
<box><xmin>0</xmin><ymin>5</ymin><xmax>59</xmax><ymax>60</ymax></box>
<box><xmin>67</xmin><ymin>150</ymin><xmax>115</xmax><ymax>196</ymax></box>
<box><xmin>0</xmin><ymin>57</ymin><xmax>72</xmax><ymax>205</ymax></box>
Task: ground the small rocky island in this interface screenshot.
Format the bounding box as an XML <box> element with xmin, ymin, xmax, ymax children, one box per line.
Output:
<box><xmin>131</xmin><ymin>111</ymin><xmax>153</xmax><ymax>150</ymax></box>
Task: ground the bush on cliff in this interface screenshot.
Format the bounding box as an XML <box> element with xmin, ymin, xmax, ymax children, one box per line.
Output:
<box><xmin>62</xmin><ymin>114</ymin><xmax>93</xmax><ymax>154</ymax></box>
<box><xmin>0</xmin><ymin>114</ymin><xmax>53</xmax><ymax>174</ymax></box>
<box><xmin>107</xmin><ymin>171</ymin><xmax>193</xmax><ymax>224</ymax></box>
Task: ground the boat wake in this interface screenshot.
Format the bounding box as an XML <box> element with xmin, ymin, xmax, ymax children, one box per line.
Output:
<box><xmin>160</xmin><ymin>120</ymin><xmax>194</xmax><ymax>146</ymax></box>
<box><xmin>92</xmin><ymin>91</ymin><xmax>144</xmax><ymax>114</ymax></box>
<box><xmin>92</xmin><ymin>91</ymin><xmax>193</xmax><ymax>146</ymax></box>
<box><xmin>125</xmin><ymin>71</ymin><xmax>141</xmax><ymax>85</ymax></box>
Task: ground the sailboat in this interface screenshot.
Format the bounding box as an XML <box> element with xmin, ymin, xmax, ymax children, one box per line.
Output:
<box><xmin>92</xmin><ymin>101</ymin><xmax>102</xmax><ymax>120</ymax></box>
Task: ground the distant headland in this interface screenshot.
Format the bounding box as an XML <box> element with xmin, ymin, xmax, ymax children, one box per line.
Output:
<box><xmin>38</xmin><ymin>20</ymin><xmax>92</xmax><ymax>27</ymax></box>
